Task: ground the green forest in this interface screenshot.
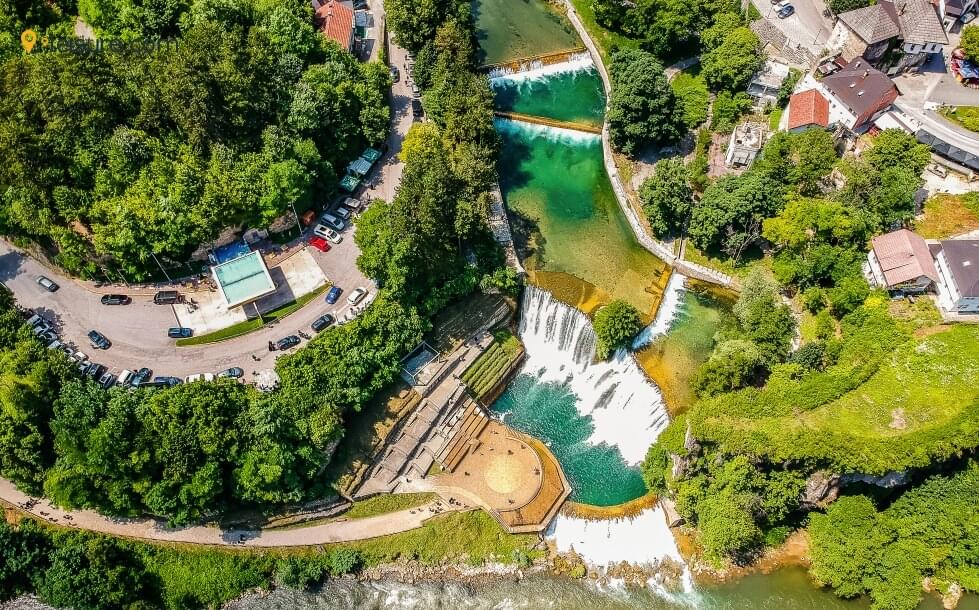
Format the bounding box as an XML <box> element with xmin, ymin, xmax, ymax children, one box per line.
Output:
<box><xmin>0</xmin><ymin>0</ymin><xmax>505</xmax><ymax>529</ymax></box>
<box><xmin>0</xmin><ymin>0</ymin><xmax>389</xmax><ymax>279</ymax></box>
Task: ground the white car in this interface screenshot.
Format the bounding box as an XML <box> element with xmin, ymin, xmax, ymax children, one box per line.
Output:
<box><xmin>117</xmin><ymin>370</ymin><xmax>134</xmax><ymax>386</ymax></box>
<box><xmin>347</xmin><ymin>287</ymin><xmax>369</xmax><ymax>305</ymax></box>
<box><xmin>313</xmin><ymin>224</ymin><xmax>343</xmax><ymax>244</ymax></box>
<box><xmin>342</xmin><ymin>197</ymin><xmax>363</xmax><ymax>212</ymax></box>
<box><xmin>185</xmin><ymin>373</ymin><xmax>215</xmax><ymax>383</ymax></box>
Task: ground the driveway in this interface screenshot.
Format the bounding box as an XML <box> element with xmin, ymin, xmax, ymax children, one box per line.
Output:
<box><xmin>752</xmin><ymin>0</ymin><xmax>834</xmax><ymax>56</ymax></box>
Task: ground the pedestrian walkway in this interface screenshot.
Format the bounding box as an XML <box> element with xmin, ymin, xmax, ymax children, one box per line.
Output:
<box><xmin>0</xmin><ymin>478</ymin><xmax>452</xmax><ymax>547</ymax></box>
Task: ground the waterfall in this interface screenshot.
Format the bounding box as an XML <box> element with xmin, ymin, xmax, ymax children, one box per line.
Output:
<box><xmin>517</xmin><ymin>285</ymin><xmax>671</xmax><ymax>465</ymax></box>
<box><xmin>632</xmin><ymin>272</ymin><xmax>687</xmax><ymax>349</ymax></box>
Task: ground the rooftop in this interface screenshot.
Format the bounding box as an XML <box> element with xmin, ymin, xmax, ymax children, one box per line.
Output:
<box><xmin>315</xmin><ymin>0</ymin><xmax>354</xmax><ymax>49</ymax></box>
<box><xmin>871</xmin><ymin>229</ymin><xmax>939</xmax><ymax>287</ymax></box>
<box><xmin>838</xmin><ymin>4</ymin><xmax>901</xmax><ymax>44</ymax></box>
<box><xmin>821</xmin><ymin>58</ymin><xmax>897</xmax><ymax>118</ymax></box>
<box><xmin>940</xmin><ymin>240</ymin><xmax>979</xmax><ymax>298</ymax></box>
<box><xmin>787</xmin><ymin>89</ymin><xmax>830</xmax><ymax>130</ymax></box>
<box><xmin>837</xmin><ymin>0</ymin><xmax>946</xmax><ymax>46</ymax></box>
<box><xmin>212</xmin><ymin>250</ymin><xmax>276</xmax><ymax>308</ymax></box>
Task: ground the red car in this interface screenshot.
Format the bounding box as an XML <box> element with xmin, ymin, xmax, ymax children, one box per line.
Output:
<box><xmin>308</xmin><ymin>236</ymin><xmax>331</xmax><ymax>253</ymax></box>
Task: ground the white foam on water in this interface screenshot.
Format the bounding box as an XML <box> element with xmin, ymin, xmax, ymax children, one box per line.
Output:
<box><xmin>517</xmin><ymin>285</ymin><xmax>670</xmax><ymax>465</ymax></box>
<box><xmin>493</xmin><ymin>116</ymin><xmax>600</xmax><ymax>146</ymax></box>
<box><xmin>487</xmin><ymin>53</ymin><xmax>594</xmax><ymax>81</ymax></box>
<box><xmin>547</xmin><ymin>507</ymin><xmax>694</xmax><ymax>594</ymax></box>
<box><xmin>632</xmin><ymin>272</ymin><xmax>687</xmax><ymax>349</ymax></box>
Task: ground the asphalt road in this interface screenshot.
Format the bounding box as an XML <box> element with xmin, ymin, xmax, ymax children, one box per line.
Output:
<box><xmin>0</xmin><ymin>10</ymin><xmax>415</xmax><ymax>383</ymax></box>
<box><xmin>752</xmin><ymin>0</ymin><xmax>834</xmax><ymax>55</ymax></box>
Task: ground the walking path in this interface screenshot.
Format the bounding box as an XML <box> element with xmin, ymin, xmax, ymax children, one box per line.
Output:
<box><xmin>559</xmin><ymin>1</ymin><xmax>734</xmax><ymax>289</ymax></box>
<box><xmin>0</xmin><ymin>479</ymin><xmax>453</xmax><ymax>547</ymax></box>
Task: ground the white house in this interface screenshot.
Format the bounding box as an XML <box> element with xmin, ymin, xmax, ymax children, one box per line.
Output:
<box><xmin>935</xmin><ymin>240</ymin><xmax>979</xmax><ymax>313</ymax></box>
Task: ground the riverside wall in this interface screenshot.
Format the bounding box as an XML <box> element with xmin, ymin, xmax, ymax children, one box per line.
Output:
<box><xmin>558</xmin><ymin>1</ymin><xmax>735</xmax><ymax>289</ymax></box>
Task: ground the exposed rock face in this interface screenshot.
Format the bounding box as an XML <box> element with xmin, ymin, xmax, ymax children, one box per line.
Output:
<box><xmin>801</xmin><ymin>471</ymin><xmax>841</xmax><ymax>508</ymax></box>
<box><xmin>840</xmin><ymin>471</ymin><xmax>909</xmax><ymax>488</ymax></box>
<box><xmin>683</xmin><ymin>422</ymin><xmax>700</xmax><ymax>453</ymax></box>
<box><xmin>659</xmin><ymin>497</ymin><xmax>685</xmax><ymax>528</ymax></box>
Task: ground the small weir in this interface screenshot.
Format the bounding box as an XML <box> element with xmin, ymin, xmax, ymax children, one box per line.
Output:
<box><xmin>480</xmin><ymin>48</ymin><xmax>588</xmax><ymax>76</ymax></box>
<box><xmin>492</xmin><ymin>111</ymin><xmax>601</xmax><ymax>134</ymax></box>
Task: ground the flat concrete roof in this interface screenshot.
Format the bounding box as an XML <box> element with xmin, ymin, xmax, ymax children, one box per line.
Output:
<box><xmin>212</xmin><ymin>250</ymin><xmax>276</xmax><ymax>308</ymax></box>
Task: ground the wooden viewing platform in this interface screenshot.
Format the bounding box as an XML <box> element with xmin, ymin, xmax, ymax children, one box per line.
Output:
<box><xmin>493</xmin><ymin>111</ymin><xmax>602</xmax><ymax>134</ymax></box>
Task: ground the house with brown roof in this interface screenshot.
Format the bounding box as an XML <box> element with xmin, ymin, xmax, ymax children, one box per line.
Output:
<box><xmin>831</xmin><ymin>0</ymin><xmax>948</xmax><ymax>68</ymax></box>
<box><xmin>935</xmin><ymin>240</ymin><xmax>979</xmax><ymax>313</ymax></box>
<box><xmin>787</xmin><ymin>89</ymin><xmax>830</xmax><ymax>132</ymax></box>
<box><xmin>314</xmin><ymin>0</ymin><xmax>354</xmax><ymax>52</ymax></box>
<box><xmin>819</xmin><ymin>59</ymin><xmax>899</xmax><ymax>130</ymax></box>
<box><xmin>866</xmin><ymin>229</ymin><xmax>940</xmax><ymax>293</ymax></box>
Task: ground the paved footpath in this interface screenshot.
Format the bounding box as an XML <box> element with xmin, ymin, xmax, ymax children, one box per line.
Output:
<box><xmin>0</xmin><ymin>479</ymin><xmax>454</xmax><ymax>547</ymax></box>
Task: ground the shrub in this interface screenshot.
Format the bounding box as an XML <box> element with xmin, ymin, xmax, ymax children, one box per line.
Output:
<box><xmin>593</xmin><ymin>300</ymin><xmax>643</xmax><ymax>359</ymax></box>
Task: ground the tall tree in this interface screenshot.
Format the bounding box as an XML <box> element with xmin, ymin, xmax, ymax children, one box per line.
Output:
<box><xmin>607</xmin><ymin>49</ymin><xmax>682</xmax><ymax>155</ymax></box>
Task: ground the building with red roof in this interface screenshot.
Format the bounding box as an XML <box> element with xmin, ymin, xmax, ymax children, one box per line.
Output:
<box><xmin>314</xmin><ymin>0</ymin><xmax>354</xmax><ymax>52</ymax></box>
<box><xmin>787</xmin><ymin>89</ymin><xmax>830</xmax><ymax>133</ymax></box>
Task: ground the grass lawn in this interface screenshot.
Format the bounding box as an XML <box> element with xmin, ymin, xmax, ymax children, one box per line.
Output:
<box><xmin>683</xmin><ymin>242</ymin><xmax>769</xmax><ymax>281</ymax></box>
<box><xmin>566</xmin><ymin>0</ymin><xmax>638</xmax><ymax>65</ymax></box>
<box><xmin>802</xmin><ymin>325</ymin><xmax>979</xmax><ymax>438</ymax></box>
<box><xmin>324</xmin><ymin>381</ymin><xmax>421</xmax><ymax>496</ymax></box>
<box><xmin>175</xmin><ymin>284</ymin><xmax>328</xmax><ymax>346</ymax></box>
<box><xmin>769</xmin><ymin>107</ymin><xmax>783</xmax><ymax>131</ymax></box>
<box><xmin>343</xmin><ymin>492</ymin><xmax>436</xmax><ymax>519</ymax></box>
<box><xmin>336</xmin><ymin>510</ymin><xmax>540</xmax><ymax>566</ymax></box>
<box><xmin>940</xmin><ymin>106</ymin><xmax>979</xmax><ymax>133</ymax></box>
<box><xmin>913</xmin><ymin>193</ymin><xmax>979</xmax><ymax>239</ymax></box>
<box><xmin>460</xmin><ymin>330</ymin><xmax>525</xmax><ymax>399</ymax></box>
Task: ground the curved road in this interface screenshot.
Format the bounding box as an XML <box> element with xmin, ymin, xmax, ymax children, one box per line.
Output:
<box><xmin>0</xmin><ymin>0</ymin><xmax>417</xmax><ymax>382</ymax></box>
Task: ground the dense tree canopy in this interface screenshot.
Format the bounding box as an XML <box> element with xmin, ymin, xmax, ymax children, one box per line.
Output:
<box><xmin>607</xmin><ymin>49</ymin><xmax>683</xmax><ymax>155</ymax></box>
<box><xmin>0</xmin><ymin>0</ymin><xmax>390</xmax><ymax>279</ymax></box>
<box><xmin>688</xmin><ymin>172</ymin><xmax>783</xmax><ymax>260</ymax></box>
<box><xmin>964</xmin><ymin>25</ymin><xmax>979</xmax><ymax>61</ymax></box>
<box><xmin>700</xmin><ymin>23</ymin><xmax>762</xmax><ymax>92</ymax></box>
<box><xmin>639</xmin><ymin>157</ymin><xmax>693</xmax><ymax>238</ymax></box>
<box><xmin>593</xmin><ymin>300</ymin><xmax>643</xmax><ymax>359</ymax></box>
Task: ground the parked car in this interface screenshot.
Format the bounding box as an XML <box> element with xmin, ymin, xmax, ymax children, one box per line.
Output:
<box><xmin>275</xmin><ymin>335</ymin><xmax>301</xmax><ymax>350</ymax></box>
<box><xmin>326</xmin><ymin>285</ymin><xmax>343</xmax><ymax>304</ymax></box>
<box><xmin>100</xmin><ymin>294</ymin><xmax>131</xmax><ymax>305</ymax></box>
<box><xmin>26</xmin><ymin>314</ymin><xmax>45</xmax><ymax>329</ymax></box>
<box><xmin>217</xmin><ymin>367</ymin><xmax>244</xmax><ymax>378</ymax></box>
<box><xmin>390</xmin><ymin>65</ymin><xmax>399</xmax><ymax>82</ymax></box>
<box><xmin>309</xmin><ymin>235</ymin><xmax>331</xmax><ymax>253</ymax></box>
<box><xmin>311</xmin><ymin>313</ymin><xmax>335</xmax><ymax>332</ymax></box>
<box><xmin>72</xmin><ymin>351</ymin><xmax>89</xmax><ymax>364</ymax></box>
<box><xmin>152</xmin><ymin>376</ymin><xmax>182</xmax><ymax>387</ymax></box>
<box><xmin>313</xmin><ymin>223</ymin><xmax>341</xmax><ymax>242</ymax></box>
<box><xmin>88</xmin><ymin>330</ymin><xmax>111</xmax><ymax>350</ymax></box>
<box><xmin>962</xmin><ymin>11</ymin><xmax>977</xmax><ymax>23</ymax></box>
<box><xmin>167</xmin><ymin>327</ymin><xmax>193</xmax><ymax>339</ymax></box>
<box><xmin>185</xmin><ymin>372</ymin><xmax>215</xmax><ymax>383</ymax></box>
<box><xmin>318</xmin><ymin>226</ymin><xmax>342</xmax><ymax>244</ymax></box>
<box><xmin>319</xmin><ymin>213</ymin><xmax>345</xmax><ymax>231</ymax></box>
<box><xmin>131</xmin><ymin>367</ymin><xmax>153</xmax><ymax>386</ymax></box>
<box><xmin>117</xmin><ymin>369</ymin><xmax>134</xmax><ymax>386</ymax></box>
<box><xmin>85</xmin><ymin>363</ymin><xmax>105</xmax><ymax>379</ymax></box>
<box><xmin>36</xmin><ymin>275</ymin><xmax>59</xmax><ymax>292</ymax></box>
<box><xmin>98</xmin><ymin>371</ymin><xmax>117</xmax><ymax>389</ymax></box>
<box><xmin>153</xmin><ymin>290</ymin><xmax>182</xmax><ymax>305</ymax></box>
<box><xmin>347</xmin><ymin>287</ymin><xmax>369</xmax><ymax>305</ymax></box>
<box><xmin>334</xmin><ymin>206</ymin><xmax>352</xmax><ymax>221</ymax></box>
<box><xmin>411</xmin><ymin>99</ymin><xmax>423</xmax><ymax>118</ymax></box>
<box><xmin>301</xmin><ymin>209</ymin><xmax>317</xmax><ymax>226</ymax></box>
<box><xmin>776</xmin><ymin>4</ymin><xmax>794</xmax><ymax>17</ymax></box>
<box><xmin>411</xmin><ymin>83</ymin><xmax>420</xmax><ymax>98</ymax></box>
<box><xmin>342</xmin><ymin>197</ymin><xmax>363</xmax><ymax>213</ymax></box>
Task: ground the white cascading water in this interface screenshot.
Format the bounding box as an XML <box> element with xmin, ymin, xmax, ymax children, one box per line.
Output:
<box><xmin>486</xmin><ymin>52</ymin><xmax>593</xmax><ymax>81</ymax></box>
<box><xmin>493</xmin><ymin>116</ymin><xmax>599</xmax><ymax>148</ymax></box>
<box><xmin>632</xmin><ymin>272</ymin><xmax>687</xmax><ymax>349</ymax></box>
<box><xmin>516</xmin><ymin>284</ymin><xmax>678</xmax><ymax>465</ymax></box>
